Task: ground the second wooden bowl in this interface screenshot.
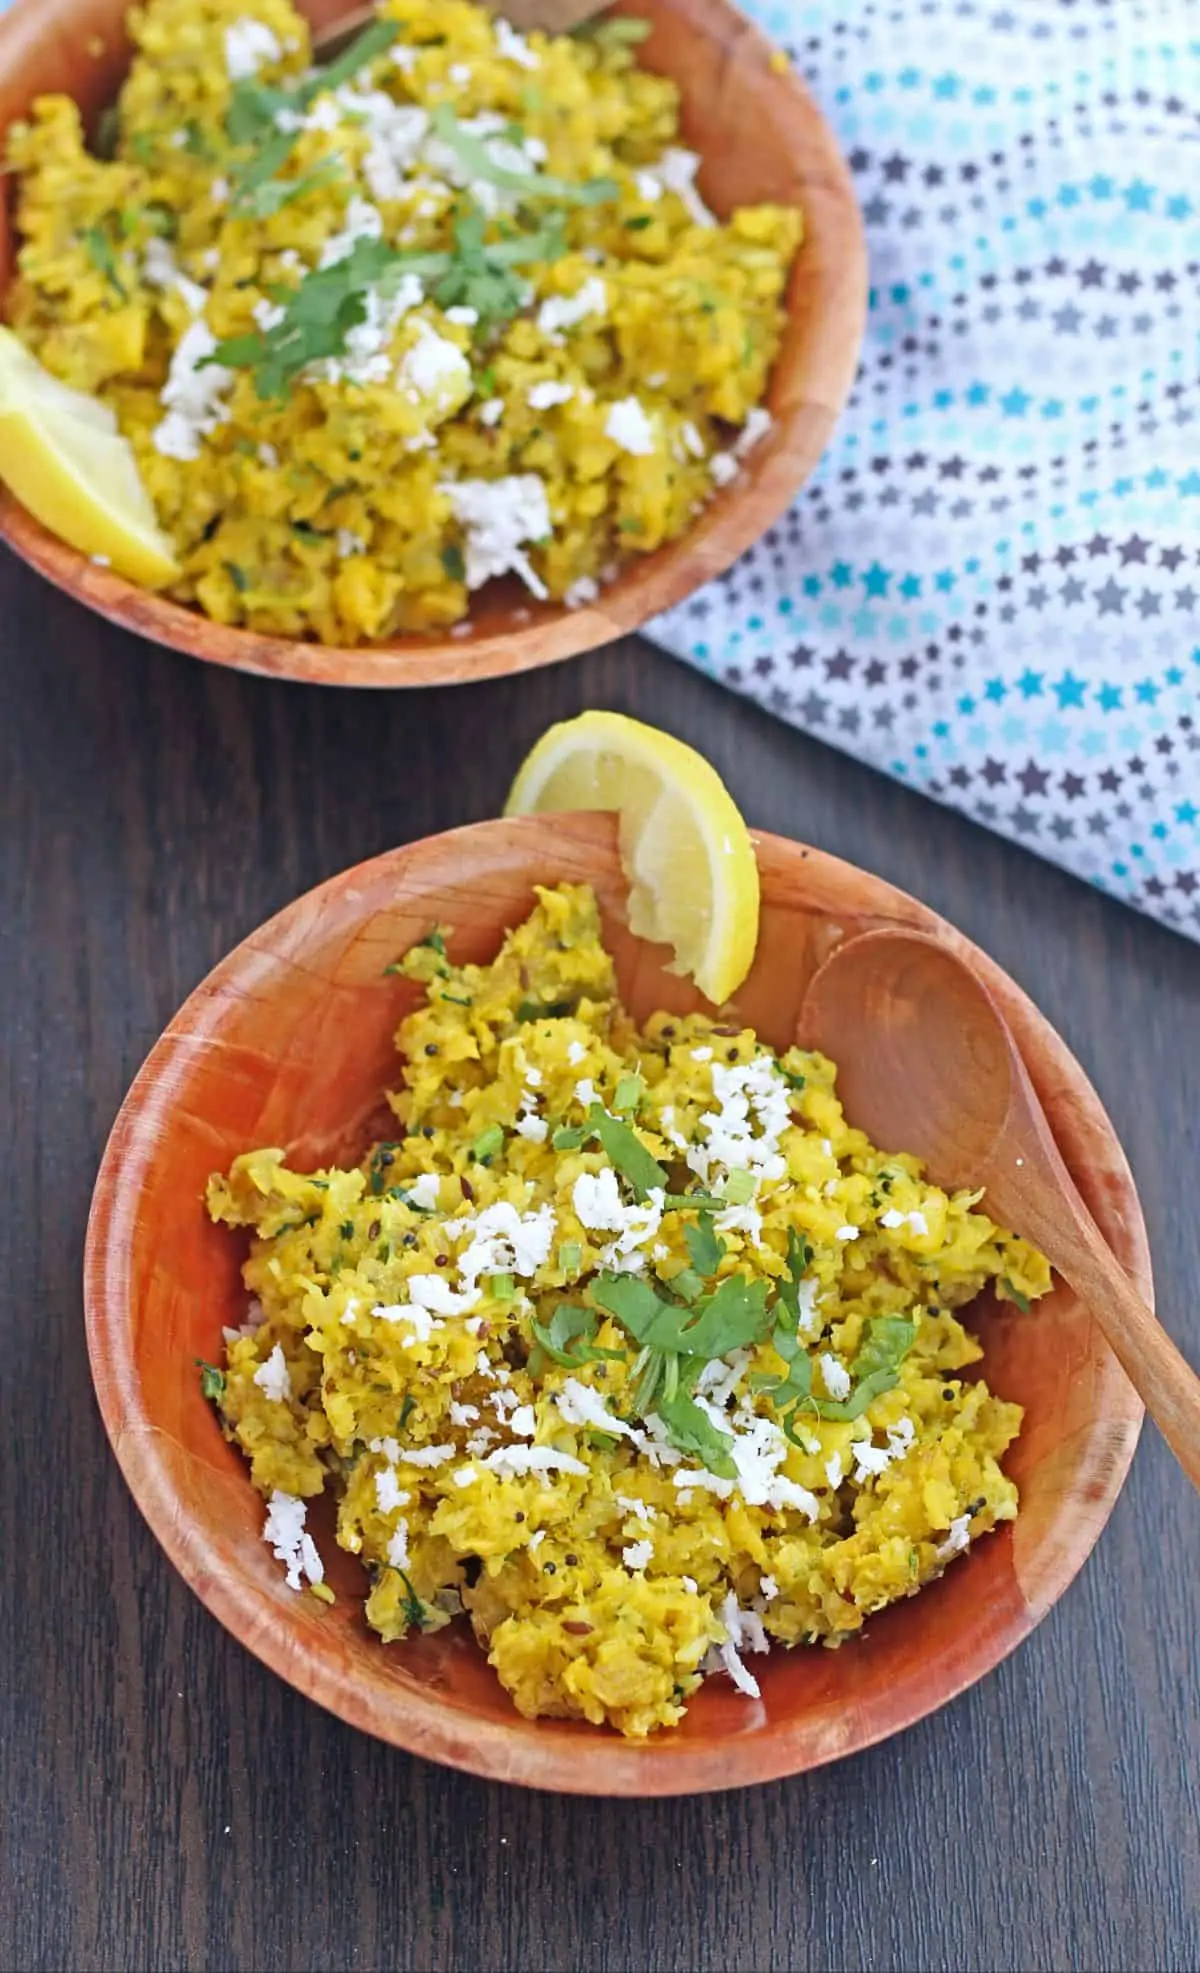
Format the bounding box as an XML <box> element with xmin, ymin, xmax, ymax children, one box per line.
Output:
<box><xmin>0</xmin><ymin>0</ymin><xmax>866</xmax><ymax>687</ymax></box>
<box><xmin>84</xmin><ymin>815</ymin><xmax>1147</xmax><ymax>1793</ymax></box>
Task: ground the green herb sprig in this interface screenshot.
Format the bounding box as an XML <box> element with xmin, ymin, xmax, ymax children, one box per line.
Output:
<box><xmin>530</xmin><ymin>1302</ymin><xmax>625</xmax><ymax>1371</ymax></box>
<box><xmin>225</xmin><ymin>17</ymin><xmax>400</xmax><ymax>208</ymax></box>
<box><xmin>207</xmin><ymin>204</ymin><xmax>566</xmax><ymax>399</ymax></box>
<box><xmin>81</xmin><ymin>224</ymin><xmax>127</xmax><ymax>300</ymax></box>
<box><xmin>196</xmin><ymin>1358</ymin><xmax>226</xmax><ymax>1403</ymax></box>
<box><xmin>428</xmin><ymin>104</ymin><xmax>618</xmax><ymax>209</ymax></box>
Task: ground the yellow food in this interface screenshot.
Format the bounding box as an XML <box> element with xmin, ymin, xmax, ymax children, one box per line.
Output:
<box><xmin>3</xmin><ymin>0</ymin><xmax>800</xmax><ymax>642</ymax></box>
<box><xmin>0</xmin><ymin>325</ymin><xmax>181</xmax><ymax>584</ymax></box>
<box><xmin>206</xmin><ymin>882</ymin><xmax>1051</xmax><ymax>1739</ymax></box>
<box><xmin>505</xmin><ymin>709</ymin><xmax>760</xmax><ymax>1004</ymax></box>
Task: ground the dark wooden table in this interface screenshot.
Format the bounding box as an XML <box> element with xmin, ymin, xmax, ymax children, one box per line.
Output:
<box><xmin>3</xmin><ymin>554</ymin><xmax>1198</xmax><ymax>1973</ymax></box>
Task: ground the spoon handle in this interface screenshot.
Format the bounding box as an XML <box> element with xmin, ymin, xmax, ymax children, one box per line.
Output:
<box><xmin>1044</xmin><ymin>1222</ymin><xmax>1200</xmax><ymax>1492</ymax></box>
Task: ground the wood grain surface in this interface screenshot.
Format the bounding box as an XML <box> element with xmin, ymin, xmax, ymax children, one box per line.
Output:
<box><xmin>2</xmin><ymin>548</ymin><xmax>1198</xmax><ymax>1971</ymax></box>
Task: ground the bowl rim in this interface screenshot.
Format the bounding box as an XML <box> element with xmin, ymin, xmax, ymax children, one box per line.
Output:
<box><xmin>0</xmin><ymin>0</ymin><xmax>867</xmax><ymax>688</ymax></box>
<box><xmin>83</xmin><ymin>815</ymin><xmax>1147</xmax><ymax>1794</ymax></box>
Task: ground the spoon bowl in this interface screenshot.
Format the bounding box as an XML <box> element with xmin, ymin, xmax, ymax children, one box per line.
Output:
<box><xmin>801</xmin><ymin>927</ymin><xmax>1200</xmax><ymax>1492</ymax></box>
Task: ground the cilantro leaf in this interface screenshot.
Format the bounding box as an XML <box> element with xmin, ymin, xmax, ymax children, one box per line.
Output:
<box><xmin>1001</xmin><ymin>1279</ymin><xmax>1031</xmax><ymax>1313</ymax></box>
<box><xmin>196</xmin><ymin>1358</ymin><xmax>225</xmax><ymax>1403</ymax></box>
<box><xmin>586</xmin><ymin>1102</ymin><xmax>666</xmax><ymax>1198</ymax></box>
<box><xmin>225</xmin><ymin>18</ymin><xmax>400</xmax><ymax>199</ymax></box>
<box><xmin>552</xmin><ymin>1124</ymin><xmax>588</xmax><ymax>1150</ymax></box>
<box><xmin>429</xmin><ymin>105</ymin><xmax>618</xmax><ymax>209</ymax></box>
<box><xmin>207</xmin><ymin>234</ymin><xmax>402</xmax><ymax>398</ymax></box>
<box><xmin>312</xmin><ymin>17</ymin><xmax>401</xmax><ymax>97</ymax></box>
<box><xmin>612</xmin><ymin>1072</ymin><xmax>643</xmax><ymax>1114</ymax></box>
<box><xmin>773</xmin><ymin>1229</ymin><xmax>813</xmax><ymax>1331</ymax></box>
<box><xmin>589</xmin><ymin>1273</ymin><xmax>667</xmax><ymax>1345</ymax></box>
<box><xmin>472</xmin><ymin>1125</ymin><xmax>504</xmax><ymax>1164</ymax></box>
<box><xmin>763</xmin><ymin>1313</ymin><xmax>918</xmax><ymax>1427</ymax></box>
<box><xmin>227</xmin><ymin>127</ymin><xmax>300</xmax><ymax>212</ymax></box>
<box><xmin>807</xmin><ymin>1366</ymin><xmax>904</xmax><ymax>1423</ymax></box>
<box><xmin>851</xmin><ymin>1316</ymin><xmax>919</xmax><ymax>1382</ymax></box>
<box><xmin>209</xmin><ymin>202</ymin><xmax>562</xmax><ymax>397</ymax></box>
<box><xmin>81</xmin><ymin>225</ymin><xmax>127</xmax><ymax>300</ymax></box>
<box><xmin>653</xmin><ymin>1390</ymin><xmax>736</xmax><ymax>1478</ymax></box>
<box><xmin>397</xmin><ymin>1569</ymin><xmax>426</xmax><ymax>1629</ymax></box>
<box><xmin>431</xmin><ymin>202</ymin><xmax>567</xmax><ymax>328</ymax></box>
<box><xmin>592</xmin><ymin>1269</ymin><xmax>771</xmax><ymax>1358</ymax></box>
<box><xmin>232</xmin><ymin>154</ymin><xmax>345</xmax><ymax>219</ymax></box>
<box><xmin>531</xmin><ymin>1302</ymin><xmax>624</xmax><ymax>1369</ymax></box>
<box><xmin>226</xmin><ymin>80</ymin><xmax>294</xmax><ymax>149</ymax></box>
<box><xmin>667</xmin><ymin>1272</ymin><xmax>772</xmax><ymax>1359</ymax></box>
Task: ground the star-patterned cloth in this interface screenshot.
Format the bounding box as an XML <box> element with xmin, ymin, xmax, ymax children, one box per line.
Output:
<box><xmin>651</xmin><ymin>0</ymin><xmax>1200</xmax><ymax>941</ymax></box>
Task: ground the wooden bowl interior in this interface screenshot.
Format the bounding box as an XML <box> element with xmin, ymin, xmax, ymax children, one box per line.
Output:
<box><xmin>85</xmin><ymin>814</ymin><xmax>1146</xmax><ymax>1794</ymax></box>
<box><xmin>0</xmin><ymin>0</ymin><xmax>865</xmax><ymax>687</ymax></box>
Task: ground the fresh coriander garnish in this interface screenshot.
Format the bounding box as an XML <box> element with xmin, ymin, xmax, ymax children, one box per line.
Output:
<box><xmin>516</xmin><ymin>994</ymin><xmax>576</xmax><ymax>1022</ymax></box>
<box><xmin>1001</xmin><ymin>1279</ymin><xmax>1031</xmax><ymax>1312</ymax></box>
<box><xmin>367</xmin><ymin>1140</ymin><xmax>402</xmax><ymax>1196</ymax></box>
<box><xmin>441</xmin><ymin>543</ymin><xmax>466</xmax><ymax>581</ymax></box>
<box><xmin>653</xmin><ymin>1389</ymin><xmax>736</xmax><ymax>1477</ymax></box>
<box><xmin>683</xmin><ymin>1211</ymin><xmax>725</xmax><ymax>1279</ymax></box>
<box><xmin>225</xmin><ymin>17</ymin><xmax>400</xmax><ymax>198</ymax></box>
<box><xmin>232</xmin><ymin>154</ymin><xmax>345</xmax><ymax>220</ymax></box>
<box><xmin>196</xmin><ymin>1358</ymin><xmax>225</xmax><ymax>1402</ymax></box>
<box><xmin>851</xmin><ymin>1316</ymin><xmax>920</xmax><ymax>1382</ymax></box>
<box><xmin>586</xmin><ymin>1104</ymin><xmax>666</xmax><ymax>1198</ymax></box>
<box><xmin>431</xmin><ymin>202</ymin><xmax>567</xmax><ymax>328</ymax></box>
<box><xmin>429</xmin><ymin>104</ymin><xmax>618</xmax><ymax>209</ymax></box>
<box><xmin>207</xmin><ymin>206</ymin><xmax>564</xmax><ymax>398</ymax></box>
<box><xmin>398</xmin><ymin>1393</ymin><xmax>417</xmax><ymax>1430</ymax></box>
<box><xmin>611</xmin><ymin>1072</ymin><xmax>643</xmax><ymax>1114</ymax></box>
<box><xmin>397</xmin><ymin>1569</ymin><xmax>426</xmax><ymax>1629</ymax></box>
<box><xmin>530</xmin><ymin>1302</ymin><xmax>624</xmax><ymax>1370</ymax></box>
<box><xmin>472</xmin><ymin>1124</ymin><xmax>504</xmax><ymax>1164</ymax></box>
<box><xmin>226</xmin><ymin>128</ymin><xmax>298</xmax><ymax>213</ymax></box>
<box><xmin>81</xmin><ymin>224</ymin><xmax>127</xmax><ymax>300</ymax></box>
<box><xmin>385</xmin><ymin>925</ymin><xmax>453</xmax><ymax>980</ymax></box>
<box><xmin>419</xmin><ymin>927</ymin><xmax>450</xmax><ymax>964</ymax></box>
<box><xmin>593</xmin><ymin>1269</ymin><xmax>772</xmax><ymax>1360</ymax></box>
<box><xmin>624</xmin><ymin>214</ymin><xmax>653</xmax><ymax>230</ymax></box>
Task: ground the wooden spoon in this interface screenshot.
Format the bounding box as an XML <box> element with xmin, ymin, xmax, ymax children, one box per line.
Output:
<box><xmin>313</xmin><ymin>0</ymin><xmax>607</xmax><ymax>56</ymax></box>
<box><xmin>798</xmin><ymin>926</ymin><xmax>1200</xmax><ymax>1491</ymax></box>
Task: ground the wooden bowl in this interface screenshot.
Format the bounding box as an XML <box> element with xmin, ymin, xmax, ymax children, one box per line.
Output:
<box><xmin>0</xmin><ymin>0</ymin><xmax>865</xmax><ymax>688</ymax></box>
<box><xmin>84</xmin><ymin>815</ymin><xmax>1147</xmax><ymax>1794</ymax></box>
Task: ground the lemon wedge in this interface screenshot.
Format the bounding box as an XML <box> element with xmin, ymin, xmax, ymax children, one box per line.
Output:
<box><xmin>504</xmin><ymin>710</ymin><xmax>760</xmax><ymax>1006</ymax></box>
<box><xmin>0</xmin><ymin>326</ymin><xmax>180</xmax><ymax>588</ymax></box>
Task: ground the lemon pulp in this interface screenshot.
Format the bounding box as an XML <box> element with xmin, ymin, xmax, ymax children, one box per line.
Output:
<box><xmin>0</xmin><ymin>326</ymin><xmax>180</xmax><ymax>588</ymax></box>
